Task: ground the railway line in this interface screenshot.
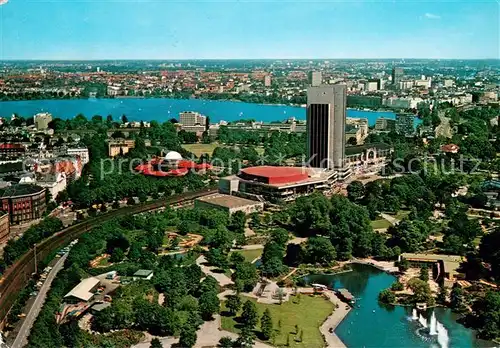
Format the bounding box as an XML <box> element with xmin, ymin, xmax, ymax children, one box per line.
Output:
<box><xmin>0</xmin><ymin>188</ymin><xmax>217</xmax><ymax>325</ymax></box>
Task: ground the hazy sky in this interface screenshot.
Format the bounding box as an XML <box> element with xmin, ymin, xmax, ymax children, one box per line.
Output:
<box><xmin>0</xmin><ymin>0</ymin><xmax>499</xmax><ymax>60</ymax></box>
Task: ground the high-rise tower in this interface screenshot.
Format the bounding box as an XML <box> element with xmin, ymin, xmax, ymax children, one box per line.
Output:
<box><xmin>392</xmin><ymin>67</ymin><xmax>404</xmax><ymax>86</ymax></box>
<box><xmin>306</xmin><ymin>84</ymin><xmax>346</xmax><ymax>169</ymax></box>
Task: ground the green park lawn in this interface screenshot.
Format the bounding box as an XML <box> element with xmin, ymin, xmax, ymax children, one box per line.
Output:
<box><xmin>371</xmin><ymin>218</ymin><xmax>392</xmax><ymax>230</ymax></box>
<box><xmin>221</xmin><ymin>295</ymin><xmax>334</xmax><ymax>348</ymax></box>
<box><xmin>230</xmin><ymin>249</ymin><xmax>263</xmax><ymax>263</ymax></box>
<box><xmin>388</xmin><ymin>210</ymin><xmax>410</xmax><ymax>221</ymax></box>
<box><xmin>181</xmin><ymin>143</ymin><xmax>219</xmax><ymax>157</ymax></box>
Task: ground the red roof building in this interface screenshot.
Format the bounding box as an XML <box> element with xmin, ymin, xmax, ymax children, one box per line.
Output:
<box><xmin>134</xmin><ymin>157</ymin><xmax>211</xmax><ymax>178</ymax></box>
<box><xmin>239</xmin><ymin>166</ymin><xmax>309</xmax><ymax>185</ymax></box>
<box><xmin>220</xmin><ymin>166</ymin><xmax>337</xmax><ymax>203</ymax></box>
<box><xmin>440</xmin><ymin>144</ymin><xmax>460</xmax><ymax>154</ymax></box>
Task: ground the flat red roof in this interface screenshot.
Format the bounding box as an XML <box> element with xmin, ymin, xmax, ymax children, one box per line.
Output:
<box><xmin>239</xmin><ymin>166</ymin><xmax>309</xmax><ymax>185</ymax></box>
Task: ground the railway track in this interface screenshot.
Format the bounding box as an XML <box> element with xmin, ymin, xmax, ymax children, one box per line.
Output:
<box><xmin>0</xmin><ymin>188</ymin><xmax>217</xmax><ymax>324</ymax></box>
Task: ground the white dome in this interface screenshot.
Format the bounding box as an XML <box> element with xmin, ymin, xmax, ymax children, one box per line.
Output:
<box><xmin>165</xmin><ymin>151</ymin><xmax>182</xmax><ymax>161</ymax></box>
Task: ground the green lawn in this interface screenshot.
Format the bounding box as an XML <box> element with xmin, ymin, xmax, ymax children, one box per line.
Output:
<box><xmin>388</xmin><ymin>210</ymin><xmax>410</xmax><ymax>221</ymax></box>
<box><xmin>181</xmin><ymin>143</ymin><xmax>219</xmax><ymax>157</ymax></box>
<box><xmin>230</xmin><ymin>249</ymin><xmax>263</xmax><ymax>263</ymax></box>
<box><xmin>371</xmin><ymin>218</ymin><xmax>392</xmax><ymax>230</ymax></box>
<box><xmin>221</xmin><ymin>295</ymin><xmax>333</xmax><ymax>348</ymax></box>
<box><xmin>98</xmin><ymin>257</ymin><xmax>111</xmax><ymax>267</ymax></box>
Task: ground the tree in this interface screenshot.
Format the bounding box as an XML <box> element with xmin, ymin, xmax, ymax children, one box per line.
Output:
<box><xmin>229</xmin><ymin>211</ymin><xmax>246</xmax><ymax>234</ymax></box>
<box><xmin>241</xmin><ymin>300</ymin><xmax>258</xmax><ymax>329</ymax></box>
<box><xmin>284</xmin><ymin>243</ymin><xmax>304</xmax><ymax>267</ymax></box>
<box><xmin>260</xmin><ymin>309</ymin><xmax>273</xmax><ymax>340</ymax></box>
<box><xmin>226</xmin><ymin>295</ymin><xmax>242</xmax><ymax>316</ymax></box>
<box><xmin>261</xmin><ymin>242</ymin><xmax>286</xmax><ymax>276</ymax></box>
<box><xmin>347</xmin><ymin>181</ymin><xmax>365</xmax><ymax>201</ymax></box>
<box><xmin>218</xmin><ymin>337</ymin><xmax>235</xmax><ymax>348</ymax></box>
<box><xmin>270</xmin><ymin>228</ymin><xmax>289</xmax><ymax>246</ymax></box>
<box><xmin>237</xmin><ymin>325</ymin><xmax>256</xmax><ymax>348</ymax></box>
<box><xmin>207</xmin><ymin>248</ymin><xmax>229</xmax><ymax>269</ymax></box>
<box><xmin>378</xmin><ymin>289</ymin><xmax>396</xmax><ymax>304</ymax></box>
<box><xmin>109</xmin><ymin>248</ymin><xmax>125</xmax><ymax>263</ymax></box>
<box><xmin>150</xmin><ymin>338</ymin><xmax>162</xmax><ymax>348</ymax></box>
<box><xmin>450</xmin><ymin>285</ymin><xmax>467</xmax><ymax>313</ymax></box>
<box><xmin>390</xmin><ymin>281</ymin><xmax>404</xmax><ymax>291</ymax></box>
<box><xmin>199</xmin><ymin>290</ymin><xmax>220</xmax><ymax>320</ymax></box>
<box><xmin>479</xmin><ymin>228</ymin><xmax>500</xmax><ymax>280</ymax></box>
<box><xmin>471</xmin><ymin>290</ymin><xmax>500</xmax><ymax>340</ymax></box>
<box><xmin>232</xmin><ymin>262</ymin><xmax>258</xmax><ymax>293</ymax></box>
<box><xmin>437</xmin><ymin>283</ymin><xmax>448</xmax><ymax>305</ymax></box>
<box><xmin>229</xmin><ymin>252</ymin><xmax>245</xmax><ymax>266</ymax></box>
<box><xmin>419</xmin><ymin>265</ymin><xmax>429</xmax><ymax>282</ymax></box>
<box><xmin>305</xmin><ymin>237</ymin><xmax>336</xmax><ymax>265</ymax></box>
<box><xmin>407</xmin><ymin>278</ymin><xmax>433</xmax><ymax>304</ymax></box>
<box><xmin>179</xmin><ymin>326</ymin><xmax>197</xmax><ymax>348</ymax></box>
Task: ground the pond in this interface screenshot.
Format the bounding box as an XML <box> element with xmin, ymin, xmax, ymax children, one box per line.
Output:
<box><xmin>303</xmin><ymin>264</ymin><xmax>493</xmax><ymax>348</ymax></box>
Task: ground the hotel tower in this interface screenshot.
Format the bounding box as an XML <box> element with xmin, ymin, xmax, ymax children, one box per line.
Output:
<box><xmin>306</xmin><ymin>84</ymin><xmax>347</xmax><ymax>171</ymax></box>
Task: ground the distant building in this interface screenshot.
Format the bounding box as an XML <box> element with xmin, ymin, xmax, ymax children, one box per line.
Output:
<box><xmin>344</xmin><ymin>143</ymin><xmax>393</xmax><ymax>175</ymax></box>
<box><xmin>133</xmin><ymin>269</ymin><xmax>154</xmax><ymax>281</ymax></box>
<box><xmin>399</xmin><ymin>80</ymin><xmax>414</xmax><ymax>90</ymax></box>
<box><xmin>0</xmin><ymin>184</ymin><xmax>46</xmax><ymax>224</ymax></box>
<box><xmin>179</xmin><ymin>111</ymin><xmax>207</xmax><ymax>127</ymax></box>
<box><xmin>443</xmin><ymin>79</ymin><xmax>455</xmax><ymax>88</ymax></box>
<box><xmin>392</xmin><ymin>67</ymin><xmax>404</xmax><ymax>86</ymax></box>
<box><xmin>0</xmin><ymin>212</ymin><xmax>10</xmax><ymax>245</ymax></box>
<box><xmin>264</xmin><ymin>75</ymin><xmax>272</xmax><ymax>87</ymax></box>
<box><xmin>66</xmin><ymin>147</ymin><xmax>89</xmax><ymax>165</ymax></box>
<box><xmin>0</xmin><ymin>144</ymin><xmax>25</xmax><ymax>159</ymax></box>
<box><xmin>36</xmin><ymin>173</ymin><xmax>67</xmax><ymax>200</ymax></box>
<box><xmin>64</xmin><ymin>277</ymin><xmax>100</xmax><ymax>303</ymax></box>
<box><xmin>375</xmin><ymin>118</ymin><xmax>396</xmax><ymax>131</ymax></box>
<box><xmin>108</xmin><ymin>139</ymin><xmax>135</xmax><ymax>157</ymax></box>
<box><xmin>310</xmin><ymin>71</ymin><xmax>322</xmax><ymax>87</ymax></box>
<box><xmin>395</xmin><ymin>113</ymin><xmax>415</xmax><ymax>136</ymax></box>
<box><xmin>195</xmin><ymin>193</ymin><xmax>264</xmax><ymax>215</ymax></box>
<box><xmin>346</xmin><ymin>95</ymin><xmax>383</xmax><ymax>108</ymax></box>
<box><xmin>33</xmin><ymin>113</ymin><xmax>53</xmax><ymax>130</ymax></box>
<box><xmin>364</xmin><ymin>80</ymin><xmax>379</xmax><ymax>92</ymax></box>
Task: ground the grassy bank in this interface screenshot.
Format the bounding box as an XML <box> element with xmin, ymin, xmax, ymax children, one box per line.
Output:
<box><xmin>221</xmin><ymin>295</ymin><xmax>333</xmax><ymax>348</ymax></box>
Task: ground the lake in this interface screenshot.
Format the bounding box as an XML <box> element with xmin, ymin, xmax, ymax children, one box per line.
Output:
<box><xmin>0</xmin><ymin>98</ymin><xmax>398</xmax><ymax>126</ymax></box>
<box><xmin>304</xmin><ymin>264</ymin><xmax>493</xmax><ymax>348</ymax></box>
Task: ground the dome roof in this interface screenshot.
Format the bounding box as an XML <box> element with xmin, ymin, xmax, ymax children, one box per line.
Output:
<box><xmin>165</xmin><ymin>151</ymin><xmax>182</xmax><ymax>161</ymax></box>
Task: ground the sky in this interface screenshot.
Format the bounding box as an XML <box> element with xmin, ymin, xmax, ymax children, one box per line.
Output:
<box><xmin>0</xmin><ymin>0</ymin><xmax>499</xmax><ymax>60</ymax></box>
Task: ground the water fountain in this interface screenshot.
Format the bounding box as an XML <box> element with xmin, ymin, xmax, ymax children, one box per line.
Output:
<box><xmin>429</xmin><ymin>312</ymin><xmax>438</xmax><ymax>335</ymax></box>
<box><xmin>436</xmin><ymin>321</ymin><xmax>450</xmax><ymax>348</ymax></box>
<box><xmin>412</xmin><ymin>308</ymin><xmax>418</xmax><ymax>320</ymax></box>
<box><xmin>418</xmin><ymin>313</ymin><xmax>428</xmax><ymax>328</ymax></box>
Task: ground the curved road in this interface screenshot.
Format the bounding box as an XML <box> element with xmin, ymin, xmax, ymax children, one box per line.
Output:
<box><xmin>11</xmin><ymin>252</ymin><xmax>68</xmax><ymax>348</ymax></box>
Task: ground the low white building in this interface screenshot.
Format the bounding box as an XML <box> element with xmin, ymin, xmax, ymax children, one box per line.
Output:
<box><xmin>66</xmin><ymin>147</ymin><xmax>89</xmax><ymax>165</ymax></box>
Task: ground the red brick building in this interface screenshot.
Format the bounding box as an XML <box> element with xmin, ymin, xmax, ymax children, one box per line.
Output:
<box><xmin>0</xmin><ymin>185</ymin><xmax>46</xmax><ymax>224</ymax></box>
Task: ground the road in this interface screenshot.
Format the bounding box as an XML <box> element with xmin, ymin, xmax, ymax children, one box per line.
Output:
<box><xmin>11</xmin><ymin>253</ymin><xmax>68</xmax><ymax>348</ymax></box>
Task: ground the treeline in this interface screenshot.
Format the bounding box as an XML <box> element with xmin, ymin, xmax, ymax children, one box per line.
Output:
<box><xmin>27</xmin><ymin>212</ymin><xmax>223</xmax><ymax>348</ymax></box>
<box><xmin>0</xmin><ymin>217</ymin><xmax>63</xmax><ymax>274</ymax></box>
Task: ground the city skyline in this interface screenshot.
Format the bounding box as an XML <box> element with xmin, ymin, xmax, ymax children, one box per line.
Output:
<box><xmin>0</xmin><ymin>0</ymin><xmax>499</xmax><ymax>60</ymax></box>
